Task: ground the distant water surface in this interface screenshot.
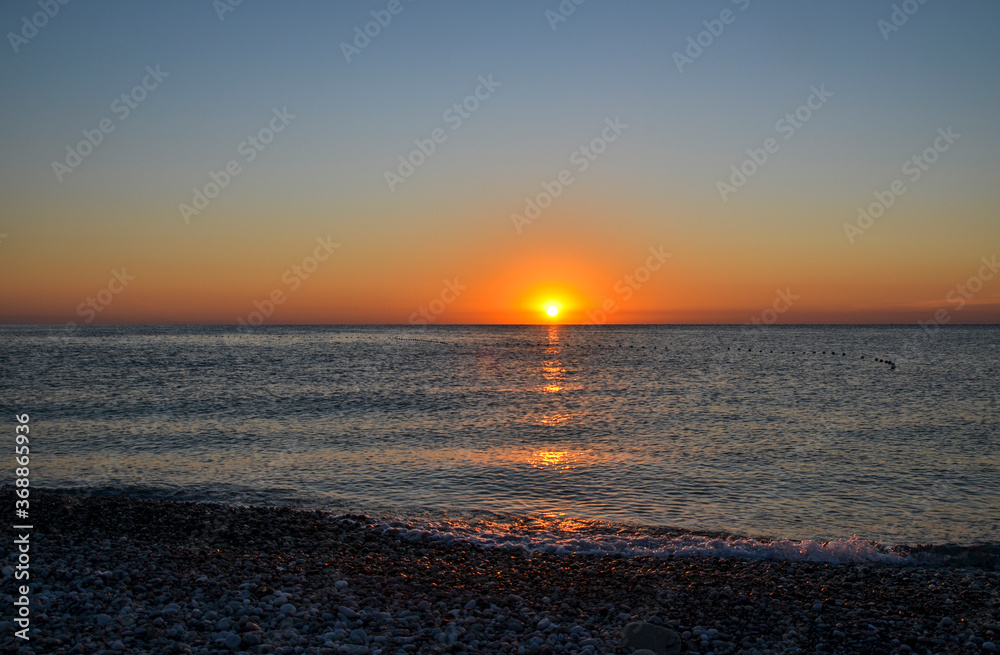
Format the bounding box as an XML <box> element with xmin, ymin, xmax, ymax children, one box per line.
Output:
<box><xmin>1</xmin><ymin>325</ymin><xmax>997</xmax><ymax>560</ymax></box>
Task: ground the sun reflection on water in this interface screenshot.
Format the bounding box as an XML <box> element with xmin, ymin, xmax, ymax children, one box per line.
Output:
<box><xmin>540</xmin><ymin>325</ymin><xmax>566</xmax><ymax>394</ymax></box>
<box><xmin>537</xmin><ymin>412</ymin><xmax>573</xmax><ymax>426</ymax></box>
<box><xmin>531</xmin><ymin>450</ymin><xmax>568</xmax><ymax>468</ymax></box>
<box><xmin>529</xmin><ymin>449</ymin><xmax>588</xmax><ymax>470</ymax></box>
<box><xmin>535</xmin><ymin>513</ymin><xmax>595</xmax><ymax>533</ymax></box>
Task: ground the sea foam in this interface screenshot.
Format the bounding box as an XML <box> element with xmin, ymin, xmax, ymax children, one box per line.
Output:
<box><xmin>381</xmin><ymin>520</ymin><xmax>913</xmax><ymax>565</ymax></box>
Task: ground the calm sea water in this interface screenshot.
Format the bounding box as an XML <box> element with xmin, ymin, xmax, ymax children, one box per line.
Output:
<box><xmin>1</xmin><ymin>325</ymin><xmax>997</xmax><ymax>561</ymax></box>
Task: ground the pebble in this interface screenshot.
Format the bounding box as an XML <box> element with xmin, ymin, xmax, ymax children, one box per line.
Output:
<box><xmin>622</xmin><ymin>621</ymin><xmax>682</xmax><ymax>655</ymax></box>
<box><xmin>338</xmin><ymin>646</ymin><xmax>369</xmax><ymax>655</ymax></box>
<box><xmin>11</xmin><ymin>488</ymin><xmax>998</xmax><ymax>655</ymax></box>
<box><xmin>223</xmin><ymin>631</ymin><xmax>241</xmax><ymax>649</ymax></box>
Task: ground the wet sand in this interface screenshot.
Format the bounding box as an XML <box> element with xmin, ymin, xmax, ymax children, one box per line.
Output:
<box><xmin>2</xmin><ymin>489</ymin><xmax>998</xmax><ymax>654</ymax></box>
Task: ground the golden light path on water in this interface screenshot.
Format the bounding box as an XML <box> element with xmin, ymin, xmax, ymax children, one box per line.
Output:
<box><xmin>541</xmin><ymin>324</ymin><xmax>565</xmax><ymax>395</ymax></box>
<box><xmin>530</xmin><ymin>450</ymin><xmax>569</xmax><ymax>469</ymax></box>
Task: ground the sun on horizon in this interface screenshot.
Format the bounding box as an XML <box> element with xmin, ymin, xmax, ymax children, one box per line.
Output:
<box><xmin>545</xmin><ymin>305</ymin><xmax>560</xmax><ymax>318</ymax></box>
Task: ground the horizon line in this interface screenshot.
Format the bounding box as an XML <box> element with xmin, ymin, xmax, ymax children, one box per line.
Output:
<box><xmin>2</xmin><ymin>322</ymin><xmax>998</xmax><ymax>328</ymax></box>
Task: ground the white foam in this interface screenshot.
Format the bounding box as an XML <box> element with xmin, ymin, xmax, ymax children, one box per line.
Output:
<box><xmin>382</xmin><ymin>521</ymin><xmax>912</xmax><ymax>565</ymax></box>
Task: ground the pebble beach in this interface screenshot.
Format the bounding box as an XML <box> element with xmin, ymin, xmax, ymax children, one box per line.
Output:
<box><xmin>3</xmin><ymin>489</ymin><xmax>998</xmax><ymax>655</ymax></box>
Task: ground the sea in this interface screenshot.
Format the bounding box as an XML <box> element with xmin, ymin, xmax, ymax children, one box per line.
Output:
<box><xmin>1</xmin><ymin>324</ymin><xmax>997</xmax><ymax>566</ymax></box>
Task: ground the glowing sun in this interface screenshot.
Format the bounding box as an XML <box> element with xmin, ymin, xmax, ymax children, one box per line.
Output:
<box><xmin>545</xmin><ymin>305</ymin><xmax>560</xmax><ymax>317</ymax></box>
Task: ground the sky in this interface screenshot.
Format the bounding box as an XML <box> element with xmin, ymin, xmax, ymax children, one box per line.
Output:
<box><xmin>1</xmin><ymin>0</ymin><xmax>998</xmax><ymax>325</ymax></box>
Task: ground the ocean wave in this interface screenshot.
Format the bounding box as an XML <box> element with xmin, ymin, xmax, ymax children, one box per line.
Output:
<box><xmin>382</xmin><ymin>520</ymin><xmax>914</xmax><ymax>565</ymax></box>
<box><xmin>36</xmin><ymin>484</ymin><xmax>1000</xmax><ymax>568</ymax></box>
<box><xmin>379</xmin><ymin>517</ymin><xmax>1000</xmax><ymax>569</ymax></box>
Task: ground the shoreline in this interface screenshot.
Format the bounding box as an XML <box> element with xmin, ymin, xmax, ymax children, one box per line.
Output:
<box><xmin>3</xmin><ymin>489</ymin><xmax>998</xmax><ymax>654</ymax></box>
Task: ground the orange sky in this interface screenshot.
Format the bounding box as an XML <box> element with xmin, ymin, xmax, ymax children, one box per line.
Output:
<box><xmin>3</xmin><ymin>193</ymin><xmax>997</xmax><ymax>325</ymax></box>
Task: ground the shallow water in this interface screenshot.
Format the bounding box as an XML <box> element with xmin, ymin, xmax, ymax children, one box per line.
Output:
<box><xmin>1</xmin><ymin>324</ymin><xmax>997</xmax><ymax>559</ymax></box>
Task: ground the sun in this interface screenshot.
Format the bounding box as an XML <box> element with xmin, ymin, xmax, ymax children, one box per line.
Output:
<box><xmin>545</xmin><ymin>305</ymin><xmax>560</xmax><ymax>318</ymax></box>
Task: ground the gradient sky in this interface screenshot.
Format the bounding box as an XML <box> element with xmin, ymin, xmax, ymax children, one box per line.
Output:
<box><xmin>1</xmin><ymin>0</ymin><xmax>998</xmax><ymax>324</ymax></box>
